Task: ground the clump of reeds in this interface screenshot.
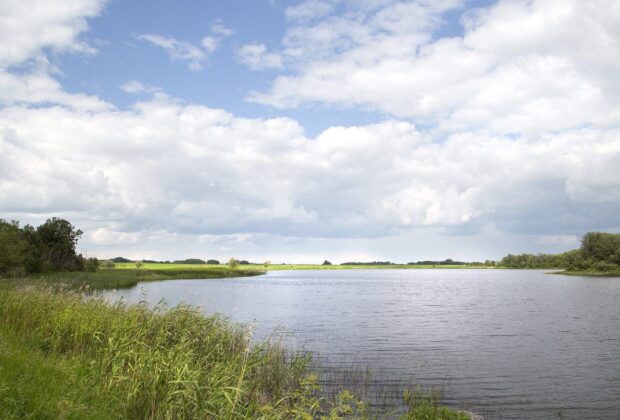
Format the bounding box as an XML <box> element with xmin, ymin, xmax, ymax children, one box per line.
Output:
<box><xmin>0</xmin><ymin>288</ymin><xmax>321</xmax><ymax>418</ymax></box>
<box><xmin>0</xmin><ymin>286</ymin><xmax>471</xmax><ymax>419</ymax></box>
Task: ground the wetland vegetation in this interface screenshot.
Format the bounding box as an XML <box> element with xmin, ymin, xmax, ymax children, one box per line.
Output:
<box><xmin>0</xmin><ymin>217</ymin><xmax>470</xmax><ymax>418</ymax></box>
<box><xmin>0</xmin><ymin>280</ymin><xmax>470</xmax><ymax>419</ymax></box>
<box><xmin>1</xmin><ymin>216</ymin><xmax>618</xmax><ymax>418</ymax></box>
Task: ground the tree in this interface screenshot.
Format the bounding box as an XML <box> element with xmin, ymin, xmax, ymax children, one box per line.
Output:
<box><xmin>135</xmin><ymin>260</ymin><xmax>143</xmax><ymax>269</ymax></box>
<box><xmin>581</xmin><ymin>232</ymin><xmax>620</xmax><ymax>264</ymax></box>
<box><xmin>206</xmin><ymin>259</ymin><xmax>220</xmax><ymax>265</ymax></box>
<box><xmin>322</xmin><ymin>260</ymin><xmax>332</xmax><ymax>266</ymax></box>
<box><xmin>0</xmin><ymin>220</ymin><xmax>31</xmax><ymax>276</ymax></box>
<box><xmin>263</xmin><ymin>260</ymin><xmax>271</xmax><ymax>268</ymax></box>
<box><xmin>36</xmin><ymin>217</ymin><xmax>83</xmax><ymax>272</ymax></box>
<box><xmin>228</xmin><ymin>258</ymin><xmax>238</xmax><ymax>269</ymax></box>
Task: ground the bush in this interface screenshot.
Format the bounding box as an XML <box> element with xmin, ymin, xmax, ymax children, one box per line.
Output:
<box><xmin>84</xmin><ymin>258</ymin><xmax>99</xmax><ymax>272</ymax></box>
<box><xmin>592</xmin><ymin>261</ymin><xmax>619</xmax><ymax>272</ymax></box>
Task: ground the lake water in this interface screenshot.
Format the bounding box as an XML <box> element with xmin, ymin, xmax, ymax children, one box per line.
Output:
<box><xmin>101</xmin><ymin>269</ymin><xmax>620</xmax><ymax>419</ymax></box>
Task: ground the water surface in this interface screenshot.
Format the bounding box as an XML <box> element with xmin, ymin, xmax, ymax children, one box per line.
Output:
<box><xmin>101</xmin><ymin>269</ymin><xmax>620</xmax><ymax>419</ymax></box>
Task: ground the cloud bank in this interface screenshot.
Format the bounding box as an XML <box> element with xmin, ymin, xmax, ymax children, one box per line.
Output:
<box><xmin>1</xmin><ymin>0</ymin><xmax>619</xmax><ymax>261</ymax></box>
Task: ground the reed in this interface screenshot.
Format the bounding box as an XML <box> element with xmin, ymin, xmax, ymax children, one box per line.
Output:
<box><xmin>0</xmin><ymin>286</ymin><xmax>469</xmax><ymax>419</ymax></box>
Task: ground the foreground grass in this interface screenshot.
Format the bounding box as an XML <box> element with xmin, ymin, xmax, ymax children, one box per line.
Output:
<box><xmin>2</xmin><ymin>267</ymin><xmax>264</xmax><ymax>290</ymax></box>
<box><xmin>0</xmin><ymin>286</ymin><xmax>469</xmax><ymax>419</ymax></box>
<box><xmin>0</xmin><ymin>330</ymin><xmax>116</xmax><ymax>419</ymax></box>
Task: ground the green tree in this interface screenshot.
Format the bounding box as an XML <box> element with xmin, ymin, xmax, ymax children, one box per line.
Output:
<box><xmin>228</xmin><ymin>258</ymin><xmax>238</xmax><ymax>269</ymax></box>
<box><xmin>0</xmin><ymin>220</ymin><xmax>31</xmax><ymax>276</ymax></box>
<box><xmin>36</xmin><ymin>217</ymin><xmax>83</xmax><ymax>272</ymax></box>
<box><xmin>581</xmin><ymin>232</ymin><xmax>620</xmax><ymax>264</ymax></box>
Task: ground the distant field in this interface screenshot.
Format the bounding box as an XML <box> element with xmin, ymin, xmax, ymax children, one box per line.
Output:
<box><xmin>113</xmin><ymin>262</ymin><xmax>476</xmax><ymax>270</ymax></box>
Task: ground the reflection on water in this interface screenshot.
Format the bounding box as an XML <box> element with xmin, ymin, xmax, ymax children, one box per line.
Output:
<box><xmin>101</xmin><ymin>269</ymin><xmax>620</xmax><ymax>419</ymax></box>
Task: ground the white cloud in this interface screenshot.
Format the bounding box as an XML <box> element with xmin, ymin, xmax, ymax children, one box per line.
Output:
<box><xmin>0</xmin><ymin>71</ymin><xmax>111</xmax><ymax>111</ymax></box>
<box><xmin>1</xmin><ymin>0</ymin><xmax>620</xmax><ymax>261</ymax></box>
<box><xmin>138</xmin><ymin>34</ymin><xmax>213</xmax><ymax>71</ymax></box>
<box><xmin>250</xmin><ymin>0</ymin><xmax>620</xmax><ymax>138</ymax></box>
<box><xmin>236</xmin><ymin>43</ymin><xmax>283</xmax><ymax>70</ymax></box>
<box><xmin>2</xmin><ymin>97</ymin><xmax>619</xmax><ymax>244</ymax></box>
<box><xmin>138</xmin><ymin>19</ymin><xmax>234</xmax><ymax>71</ymax></box>
<box><xmin>211</xmin><ymin>21</ymin><xmax>234</xmax><ymax>37</ymax></box>
<box><xmin>285</xmin><ymin>0</ymin><xmax>335</xmax><ymax>21</ymax></box>
<box><xmin>0</xmin><ymin>0</ymin><xmax>109</xmax><ymax>110</ymax></box>
<box><xmin>120</xmin><ymin>80</ymin><xmax>148</xmax><ymax>94</ymax></box>
<box><xmin>200</xmin><ymin>36</ymin><xmax>218</xmax><ymax>53</ymax></box>
<box><xmin>0</xmin><ymin>0</ymin><xmax>105</xmax><ymax>68</ymax></box>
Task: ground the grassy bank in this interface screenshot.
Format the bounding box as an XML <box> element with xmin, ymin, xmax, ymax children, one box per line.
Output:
<box><xmin>551</xmin><ymin>270</ymin><xmax>620</xmax><ymax>277</ymax></box>
<box><xmin>2</xmin><ymin>266</ymin><xmax>264</xmax><ymax>290</ymax></box>
<box><xmin>0</xmin><ymin>286</ymin><xmax>469</xmax><ymax>419</ymax></box>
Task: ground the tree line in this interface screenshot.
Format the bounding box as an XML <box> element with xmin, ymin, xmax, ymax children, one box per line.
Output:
<box><xmin>499</xmin><ymin>232</ymin><xmax>620</xmax><ymax>272</ymax></box>
<box><xmin>0</xmin><ymin>218</ymin><xmax>98</xmax><ymax>277</ymax></box>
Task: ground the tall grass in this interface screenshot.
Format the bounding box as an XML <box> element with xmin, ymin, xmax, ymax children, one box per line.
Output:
<box><xmin>0</xmin><ymin>286</ymin><xmax>471</xmax><ymax>419</ymax></box>
<box><xmin>0</xmin><ymin>287</ymin><xmax>318</xmax><ymax>418</ymax></box>
<box><xmin>2</xmin><ymin>267</ymin><xmax>264</xmax><ymax>290</ymax></box>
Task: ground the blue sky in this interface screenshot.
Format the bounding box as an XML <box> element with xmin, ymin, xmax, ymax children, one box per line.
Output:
<box><xmin>58</xmin><ymin>0</ymin><xmax>386</xmax><ymax>136</ymax></box>
<box><xmin>1</xmin><ymin>0</ymin><xmax>619</xmax><ymax>262</ymax></box>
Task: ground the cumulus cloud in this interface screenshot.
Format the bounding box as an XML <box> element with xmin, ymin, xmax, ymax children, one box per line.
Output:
<box><xmin>285</xmin><ymin>0</ymin><xmax>335</xmax><ymax>21</ymax></box>
<box><xmin>211</xmin><ymin>21</ymin><xmax>234</xmax><ymax>37</ymax></box>
<box><xmin>0</xmin><ymin>0</ymin><xmax>110</xmax><ymax>110</ymax></box>
<box><xmin>0</xmin><ymin>71</ymin><xmax>111</xmax><ymax>111</ymax></box>
<box><xmin>2</xmin><ymin>98</ymin><xmax>619</xmax><ymax>243</ymax></box>
<box><xmin>1</xmin><ymin>0</ymin><xmax>620</xmax><ymax>261</ymax></box>
<box><xmin>0</xmin><ymin>0</ymin><xmax>105</xmax><ymax>67</ymax></box>
<box><xmin>250</xmin><ymin>0</ymin><xmax>620</xmax><ymax>137</ymax></box>
<box><xmin>236</xmin><ymin>43</ymin><xmax>283</xmax><ymax>70</ymax></box>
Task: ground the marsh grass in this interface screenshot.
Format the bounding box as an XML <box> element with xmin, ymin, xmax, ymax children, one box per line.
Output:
<box><xmin>551</xmin><ymin>270</ymin><xmax>620</xmax><ymax>277</ymax></box>
<box><xmin>1</xmin><ymin>266</ymin><xmax>264</xmax><ymax>290</ymax></box>
<box><xmin>0</xmin><ymin>286</ymin><xmax>471</xmax><ymax>419</ymax></box>
<box><xmin>0</xmin><ymin>288</ymin><xmax>321</xmax><ymax>418</ymax></box>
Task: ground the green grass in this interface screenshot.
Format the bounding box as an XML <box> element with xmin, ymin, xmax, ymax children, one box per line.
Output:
<box><xmin>0</xmin><ymin>285</ymin><xmax>471</xmax><ymax>419</ymax></box>
<box><xmin>0</xmin><ymin>329</ymin><xmax>116</xmax><ymax>419</ymax></box>
<box><xmin>2</xmin><ymin>267</ymin><xmax>264</xmax><ymax>290</ymax></box>
<box><xmin>551</xmin><ymin>270</ymin><xmax>620</xmax><ymax>277</ymax></box>
<box><xmin>0</xmin><ymin>287</ymin><xmax>320</xmax><ymax>418</ymax></box>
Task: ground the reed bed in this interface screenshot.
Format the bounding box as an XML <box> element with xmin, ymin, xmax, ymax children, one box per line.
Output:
<box><xmin>0</xmin><ymin>286</ymin><xmax>469</xmax><ymax>419</ymax></box>
<box><xmin>1</xmin><ymin>267</ymin><xmax>264</xmax><ymax>290</ymax></box>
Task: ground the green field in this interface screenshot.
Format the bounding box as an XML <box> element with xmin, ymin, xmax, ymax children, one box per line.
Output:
<box><xmin>113</xmin><ymin>262</ymin><xmax>475</xmax><ymax>271</ymax></box>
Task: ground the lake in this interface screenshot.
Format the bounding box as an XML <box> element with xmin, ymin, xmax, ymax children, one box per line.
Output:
<box><xmin>101</xmin><ymin>269</ymin><xmax>620</xmax><ymax>419</ymax></box>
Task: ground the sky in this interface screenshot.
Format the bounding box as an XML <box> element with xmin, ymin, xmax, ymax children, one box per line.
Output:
<box><xmin>1</xmin><ymin>0</ymin><xmax>619</xmax><ymax>263</ymax></box>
